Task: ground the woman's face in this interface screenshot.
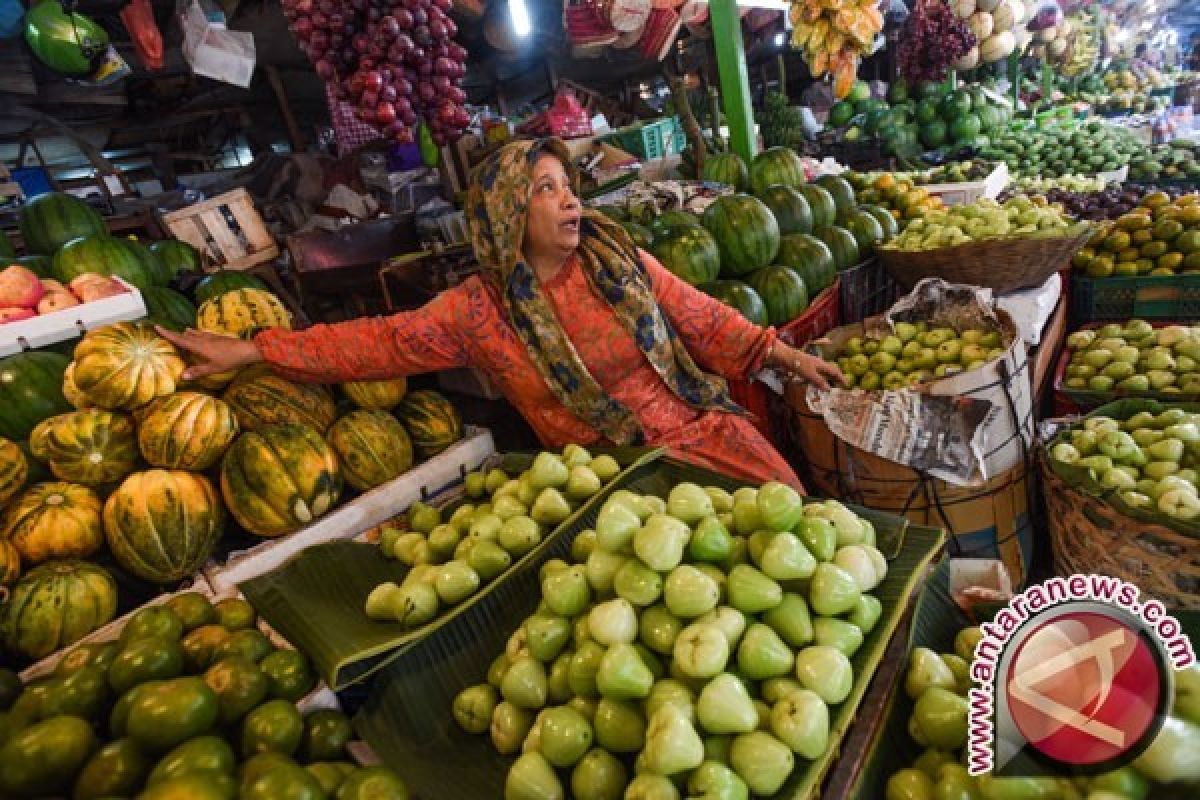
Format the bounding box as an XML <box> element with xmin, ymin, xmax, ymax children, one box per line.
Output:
<box><xmin>523</xmin><ymin>153</ymin><xmax>581</xmax><ymax>261</ymax></box>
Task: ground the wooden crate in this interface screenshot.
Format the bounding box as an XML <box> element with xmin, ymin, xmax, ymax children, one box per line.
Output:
<box><xmin>160</xmin><ymin>188</ymin><xmax>279</xmax><ymax>270</ymax></box>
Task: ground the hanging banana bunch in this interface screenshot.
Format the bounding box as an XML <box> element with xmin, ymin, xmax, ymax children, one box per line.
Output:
<box><xmin>789</xmin><ymin>0</ymin><xmax>883</xmax><ymax>99</ymax></box>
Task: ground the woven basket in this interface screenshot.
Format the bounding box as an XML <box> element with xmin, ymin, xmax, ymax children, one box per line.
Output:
<box><xmin>1040</xmin><ymin>455</ymin><xmax>1200</xmax><ymax>610</ymax></box>
<box><xmin>878</xmin><ymin>228</ymin><xmax>1094</xmax><ymax>294</ymax></box>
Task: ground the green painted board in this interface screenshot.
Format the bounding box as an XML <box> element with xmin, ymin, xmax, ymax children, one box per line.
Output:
<box><xmin>353</xmin><ymin>457</ymin><xmax>947</xmax><ymax>799</ymax></box>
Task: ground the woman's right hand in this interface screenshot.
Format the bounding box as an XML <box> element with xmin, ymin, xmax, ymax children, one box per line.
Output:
<box><xmin>154</xmin><ymin>326</ymin><xmax>264</xmax><ymax>381</ymax></box>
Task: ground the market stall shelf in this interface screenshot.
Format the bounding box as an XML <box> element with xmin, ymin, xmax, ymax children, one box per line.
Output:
<box><xmin>352</xmin><ymin>457</ymin><xmax>946</xmax><ymax>800</ymax></box>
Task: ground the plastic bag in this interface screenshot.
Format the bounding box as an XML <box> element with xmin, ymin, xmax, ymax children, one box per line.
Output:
<box><xmin>179</xmin><ymin>0</ymin><xmax>255</xmax><ymax>87</ymax></box>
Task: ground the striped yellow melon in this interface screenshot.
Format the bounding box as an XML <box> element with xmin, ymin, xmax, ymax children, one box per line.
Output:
<box><xmin>222</xmin><ymin>366</ymin><xmax>337</xmax><ymax>433</ymax></box>
<box><xmin>326</xmin><ymin>411</ymin><xmax>414</xmax><ymax>491</ymax></box>
<box><xmin>3</xmin><ymin>482</ymin><xmax>104</xmax><ymax>565</ymax></box>
<box><xmin>0</xmin><ymin>539</ymin><xmax>18</xmax><ymax>586</ymax></box>
<box><xmin>61</xmin><ymin>363</ymin><xmax>93</xmax><ymax>409</ymax></box>
<box><xmin>0</xmin><ymin>560</ymin><xmax>117</xmax><ymax>661</ymax></box>
<box><xmin>341</xmin><ymin>378</ymin><xmax>408</xmax><ymax>410</ymax></box>
<box><xmin>196</xmin><ymin>288</ymin><xmax>292</xmax><ymax>338</ymax></box>
<box><xmin>220</xmin><ymin>424</ymin><xmax>342</xmax><ymax>538</ymax></box>
<box><xmin>0</xmin><ymin>437</ymin><xmax>28</xmax><ymax>510</ymax></box>
<box><xmin>28</xmin><ymin>409</ymin><xmax>138</xmax><ymax>486</ymax></box>
<box><xmin>71</xmin><ymin>322</ymin><xmax>185</xmax><ymax>410</ymax></box>
<box><xmin>395</xmin><ymin>389</ymin><xmax>463</xmax><ymax>459</ymax></box>
<box><xmin>138</xmin><ymin>392</ymin><xmax>239</xmax><ymax>471</ymax></box>
<box><xmin>103</xmin><ymin>470</ymin><xmax>224</xmax><ymax>584</ymax></box>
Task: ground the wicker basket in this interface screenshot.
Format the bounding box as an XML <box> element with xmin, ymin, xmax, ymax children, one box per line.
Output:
<box><xmin>1040</xmin><ymin>455</ymin><xmax>1200</xmax><ymax>610</ymax></box>
<box><xmin>878</xmin><ymin>228</ymin><xmax>1094</xmax><ymax>294</ymax></box>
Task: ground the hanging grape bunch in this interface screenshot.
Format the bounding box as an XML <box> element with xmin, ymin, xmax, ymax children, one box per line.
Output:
<box><xmin>281</xmin><ymin>0</ymin><xmax>471</xmax><ymax>145</ymax></box>
<box><xmin>897</xmin><ymin>0</ymin><xmax>978</xmax><ymax>83</ymax></box>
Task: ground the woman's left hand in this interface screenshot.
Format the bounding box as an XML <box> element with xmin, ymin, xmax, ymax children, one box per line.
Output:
<box><xmin>766</xmin><ymin>342</ymin><xmax>846</xmax><ymax>391</ymax></box>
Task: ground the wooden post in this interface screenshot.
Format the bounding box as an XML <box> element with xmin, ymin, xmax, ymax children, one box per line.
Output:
<box><xmin>265</xmin><ymin>66</ymin><xmax>305</xmax><ymax>153</ymax></box>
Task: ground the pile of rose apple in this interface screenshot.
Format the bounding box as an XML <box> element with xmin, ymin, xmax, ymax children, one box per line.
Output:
<box><xmin>1050</xmin><ymin>407</ymin><xmax>1200</xmax><ymax>522</ymax></box>
<box><xmin>0</xmin><ymin>264</ymin><xmax>128</xmax><ymax>324</ymax></box>
<box><xmin>451</xmin><ymin>479</ymin><xmax>890</xmax><ymax>800</ymax></box>
<box><xmin>364</xmin><ymin>447</ymin><xmax>622</xmax><ymax>626</ymax></box>
<box><xmin>1062</xmin><ymin>321</ymin><xmax>1200</xmax><ymax>395</ymax></box>
<box><xmin>829</xmin><ymin>321</ymin><xmax>1007</xmax><ymax>391</ymax></box>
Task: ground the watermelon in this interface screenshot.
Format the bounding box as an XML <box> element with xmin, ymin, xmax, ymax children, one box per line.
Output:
<box><xmin>651</xmin><ymin>226</ymin><xmax>721</xmax><ymax>286</ymax></box>
<box><xmin>622</xmin><ymin>222</ymin><xmax>654</xmax><ymax>251</ymax></box>
<box><xmin>814</xmin><ymin>175</ymin><xmax>857</xmax><ymax>222</ymax></box>
<box><xmin>749</xmin><ymin>148</ymin><xmax>806</xmax><ymax>196</ymax></box>
<box><xmin>701</xmin><ymin>154</ymin><xmax>749</xmax><ymax>192</ymax></box>
<box><xmin>649</xmin><ymin>211</ymin><xmax>701</xmax><ymax>242</ymax></box>
<box><xmin>859</xmin><ymin>205</ymin><xmax>899</xmax><ymax>239</ymax></box>
<box><xmin>52</xmin><ymin>235</ymin><xmax>158</xmax><ymax>290</ymax></box>
<box><xmin>843</xmin><ymin>210</ymin><xmax>885</xmax><ymax>256</ymax></box>
<box><xmin>15</xmin><ymin>255</ymin><xmax>53</xmax><ymax>279</ymax></box>
<box><xmin>916</xmin><ymin>99</ymin><xmax>940</xmax><ymax>125</ymax></box>
<box><xmin>919</xmin><ymin>120</ymin><xmax>948</xmax><ymax>148</ymax></box>
<box><xmin>149</xmin><ymin>240</ymin><xmax>203</xmax><ymax>280</ymax></box>
<box><xmin>126</xmin><ymin>238</ymin><xmax>172</xmax><ymax>286</ymax></box>
<box><xmin>0</xmin><ymin>234</ymin><xmax>13</xmax><ymax>261</ymax></box>
<box><xmin>193</xmin><ymin>271</ymin><xmax>269</xmax><ymax>305</ymax></box>
<box><xmin>940</xmin><ymin>90</ymin><xmax>972</xmax><ymax>119</ymax></box>
<box><xmin>701</xmin><ymin>281</ymin><xmax>768</xmax><ymax>326</ymax></box>
<box><xmin>757</xmin><ymin>186</ymin><xmax>813</xmax><ymax>236</ymax></box>
<box><xmin>828</xmin><ymin>101</ymin><xmax>855</xmax><ymax>128</ymax></box>
<box><xmin>141</xmin><ymin>287</ymin><xmax>197</xmax><ymax>332</ymax></box>
<box><xmin>950</xmin><ymin>113</ymin><xmax>982</xmax><ymax>143</ymax></box>
<box><xmin>745</xmin><ymin>265</ymin><xmax>809</xmax><ymax>326</ymax></box>
<box><xmin>814</xmin><ymin>225</ymin><xmax>861</xmax><ymax>271</ymax></box>
<box><xmin>18</xmin><ymin>192</ymin><xmax>107</xmax><ymax>256</ymax></box>
<box><xmin>701</xmin><ymin>194</ymin><xmax>780</xmax><ymax>278</ymax></box>
<box><xmin>776</xmin><ymin>234</ymin><xmax>836</xmax><ymax>294</ymax></box>
<box><xmin>0</xmin><ymin>351</ymin><xmax>71</xmax><ymax>441</ymax></box>
<box><xmin>797</xmin><ymin>184</ymin><xmax>837</xmax><ymax>230</ymax></box>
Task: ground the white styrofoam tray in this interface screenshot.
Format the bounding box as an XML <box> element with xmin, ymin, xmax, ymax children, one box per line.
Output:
<box><xmin>205</xmin><ymin>426</ymin><xmax>495</xmax><ymax>593</ymax></box>
<box><xmin>921</xmin><ymin>162</ymin><xmax>1010</xmax><ymax>206</ymax></box>
<box><xmin>0</xmin><ymin>278</ymin><xmax>147</xmax><ymax>357</ymax></box>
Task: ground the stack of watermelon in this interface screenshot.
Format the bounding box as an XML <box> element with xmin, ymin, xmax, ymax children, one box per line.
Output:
<box><xmin>601</xmin><ymin>149</ymin><xmax>898</xmax><ymax>327</ymax></box>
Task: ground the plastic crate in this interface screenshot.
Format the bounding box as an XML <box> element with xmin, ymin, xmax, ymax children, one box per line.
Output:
<box><xmin>839</xmin><ymin>258</ymin><xmax>901</xmax><ymax>324</ymax></box>
<box><xmin>610</xmin><ymin>117</ymin><xmax>685</xmax><ymax>160</ymax></box>
<box><xmin>1069</xmin><ymin>272</ymin><xmax>1200</xmax><ymax>325</ymax></box>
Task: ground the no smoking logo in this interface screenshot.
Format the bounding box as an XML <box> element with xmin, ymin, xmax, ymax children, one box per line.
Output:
<box><xmin>1004</xmin><ymin>610</ymin><xmax>1168</xmax><ymax>770</ymax></box>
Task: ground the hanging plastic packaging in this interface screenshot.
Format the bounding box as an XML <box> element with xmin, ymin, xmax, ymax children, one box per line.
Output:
<box><xmin>179</xmin><ymin>0</ymin><xmax>256</xmax><ymax>87</ymax></box>
<box><xmin>24</xmin><ymin>0</ymin><xmax>109</xmax><ymax>75</ymax></box>
<box><xmin>0</xmin><ymin>0</ymin><xmax>23</xmax><ymax>39</ymax></box>
<box><xmin>120</xmin><ymin>0</ymin><xmax>163</xmax><ymax>69</ymax></box>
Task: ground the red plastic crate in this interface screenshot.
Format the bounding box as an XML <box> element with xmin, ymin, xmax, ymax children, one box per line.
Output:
<box><xmin>730</xmin><ymin>279</ymin><xmax>842</xmax><ymax>438</ymax></box>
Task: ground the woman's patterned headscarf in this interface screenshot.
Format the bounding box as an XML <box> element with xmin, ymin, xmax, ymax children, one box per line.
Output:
<box><xmin>465</xmin><ymin>138</ymin><xmax>741</xmax><ymax>445</ymax></box>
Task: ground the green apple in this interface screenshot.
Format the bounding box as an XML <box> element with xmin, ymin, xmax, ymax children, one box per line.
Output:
<box><xmin>505</xmin><ymin>752</ymin><xmax>563</xmax><ymax>800</ymax></box>
<box><xmin>846</xmin><ymin>354</ymin><xmax>870</xmax><ymax>377</ymax></box>
<box><xmin>759</xmin><ymin>533</ymin><xmax>817</xmax><ymax>581</ymax></box>
<box><xmin>859</xmin><ymin>372</ymin><xmax>882</xmax><ymax>391</ymax></box>
<box><xmin>639</xmin><ymin>605</ymin><xmax>683</xmax><ymax>655</ymax></box>
<box><xmin>882</xmin><ymin>371</ymin><xmax>908</xmax><ymax>390</ymax></box>
<box><xmin>1083</xmin><ymin>348</ymin><xmax>1114</xmax><ymax>369</ymax></box>
<box><xmin>844</xmin><ymin>336</ymin><xmax>865</xmax><ymax>356</ymax></box>
<box><xmin>736</xmin><ymin>624</ymin><xmax>794</xmax><ymax>681</ymax></box>
<box><xmin>809</xmin><ymin>563</ymin><xmax>861</xmax><ymax>616</ymax></box>
<box><xmin>813</xmin><ymin>618</ymin><xmax>865</xmax><ymax>658</ymax></box>
<box><xmin>696</xmin><ymin>673</ymin><xmax>758</xmax><ymax>735</ymax></box>
<box><xmin>643</xmin><ymin>704</ymin><xmax>705</xmax><ymax>776</ymax></box>
<box><xmin>905</xmin><ymin>647</ymin><xmax>956</xmax><ymax>699</ymax></box>
<box><xmin>614</xmin><ymin>560</ymin><xmax>663</xmax><ymax>607</ymax></box>
<box><xmin>902</xmin><ymin>340</ymin><xmax>922</xmax><ymax>359</ymax></box>
<box><xmin>538</xmin><ymin>706</ymin><xmax>593</xmax><ymax>768</ymax></box>
<box><xmin>689</xmin><ymin>516</ymin><xmax>735</xmax><ymax>564</ymax></box>
<box><xmin>727</xmin><ymin>566</ymin><xmax>783</xmax><ymax>614</ymax></box>
<box><xmin>543</xmin><ymin>566</ymin><xmax>590</xmax><ymax>617</ymax></box>
<box><xmin>936</xmin><ymin>340</ymin><xmax>963</xmax><ymax>364</ymax></box>
<box><xmin>911</xmin><ymin>687</ymin><xmax>968</xmax><ymax>751</ymax></box>
<box><xmin>1102</xmin><ymin>361</ymin><xmax>1135</xmax><ymax>381</ymax></box>
<box><xmin>794</xmin><ymin>646</ymin><xmax>853</xmax><ymax>705</ymax></box>
<box><xmin>673</xmin><ymin>623</ymin><xmax>731</xmax><ymax>679</ymax></box>
<box><xmin>729</xmin><ymin>732</ymin><xmax>794</xmax><ymax>796</ymax></box>
<box><xmin>454</xmin><ymin>684</ymin><xmax>499</xmax><ymax>734</ymax></box>
<box><xmin>921</xmin><ymin>328</ymin><xmax>954</xmax><ymax>348</ymax></box>
<box><xmin>585</xmin><ymin>550</ymin><xmax>627</xmax><ymax>594</ymax></box>
<box><xmin>870</xmin><ymin>351</ymin><xmax>897</xmax><ymax>373</ymax></box>
<box><xmin>687</xmin><ymin>762</ymin><xmax>748</xmax><ymax>800</ymax></box>
<box><xmin>770</xmin><ymin>689</ymin><xmax>829</xmax><ymax>759</ymax></box>
<box><xmin>914</xmin><ymin>348</ymin><xmax>938</xmax><ymax>370</ymax></box>
<box><xmin>588</xmin><ymin>599</ymin><xmax>638</xmax><ymax>647</ymax></box>
<box><xmin>879</xmin><ymin>334</ymin><xmax>904</xmax><ymax>355</ymax></box>
<box><xmin>697</xmin><ymin>607</ymin><xmax>748</xmax><ymax>649</ymax></box>
<box><xmin>1113</xmin><ymin>345</ymin><xmax>1140</xmax><ymax>364</ymax></box>
<box><xmin>570</xmin><ymin>749</ymin><xmax>627</xmax><ymax>800</ymax></box>
<box><xmin>594</xmin><ymin>698</ymin><xmax>646</xmax><ymax>753</ymax></box>
<box><xmin>933</xmin><ymin>364</ymin><xmax>962</xmax><ymax>379</ymax></box>
<box><xmin>634</xmin><ymin>515</ymin><xmax>690</xmax><ymax>572</ymax></box>
<box><xmin>664</xmin><ymin>566</ymin><xmax>720</xmax><ymax>619</ymax></box>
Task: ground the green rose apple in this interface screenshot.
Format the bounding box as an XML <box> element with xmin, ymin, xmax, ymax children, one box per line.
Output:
<box><xmin>568</xmin><ymin>642</ymin><xmax>606</xmax><ymax>698</ymax></box>
<box><xmin>593</xmin><ymin>697</ymin><xmax>646</xmax><ymax>753</ymax></box>
<box><xmin>590</xmin><ymin>455</ymin><xmax>621</xmax><ymax>483</ymax></box>
<box><xmin>736</xmin><ymin>624</ymin><xmax>794</xmax><ymax>680</ymax></box>
<box><xmin>570</xmin><ymin>749</ymin><xmax>627</xmax><ymax>800</ymax></box>
<box><xmin>469</xmin><ymin>540</ymin><xmax>513</xmax><ymax>582</ymax></box>
<box><xmin>543</xmin><ymin>566</ymin><xmax>591</xmax><ymax>617</ymax></box>
<box><xmin>794</xmin><ymin>645</ymin><xmax>853</xmax><ymax>705</ymax></box>
<box><xmin>912</xmin><ymin>687</ymin><xmax>968</xmax><ymax>751</ymax></box>
<box><xmin>689</xmin><ymin>516</ymin><xmax>735</xmax><ymax>564</ymax></box>
<box><xmin>639</xmin><ymin>605</ymin><xmax>683</xmax><ymax>655</ymax></box>
<box><xmin>502</xmin><ymin>656</ymin><xmax>549</xmax><ymax>710</ymax></box>
<box><xmin>673</xmin><ymin>623</ymin><xmax>731</xmax><ymax>679</ymax></box>
<box><xmin>885</xmin><ymin>769</ymin><xmax>934</xmax><ymax>800</ymax></box>
<box><xmin>697</xmin><ymin>607</ymin><xmax>748</xmax><ymax>650</ymax></box>
<box><xmin>435</xmin><ymin>561</ymin><xmax>481</xmax><ymax>606</ymax></box>
<box><xmin>809</xmin><ymin>563</ymin><xmax>862</xmax><ymax>616</ymax></box>
<box><xmin>596</xmin><ymin>644</ymin><xmax>654</xmax><ymax>700</ymax></box>
<box><xmin>492</xmin><ymin>701</ymin><xmax>536</xmax><ymax>755</ymax></box>
<box><xmin>663</xmin><ymin>566</ymin><xmax>720</xmax><ymax>619</ymax></box>
<box><xmin>454</xmin><ymin>684</ymin><xmax>499</xmax><ymax>734</ymax></box>
<box><xmin>813</xmin><ymin>618</ymin><xmax>865</xmax><ymax>658</ymax></box>
<box><xmin>643</xmin><ymin>704</ymin><xmax>705</xmax><ymax>776</ymax></box>
<box><xmin>589</xmin><ymin>599</ymin><xmax>638</xmax><ymax>646</ymax></box>
<box><xmin>729</xmin><ymin>731</ymin><xmax>794</xmax><ymax>796</ymax></box>
<box><xmin>760</xmin><ymin>533</ymin><xmax>817</xmax><ymax>581</ymax></box>
<box><xmin>614</xmin><ymin>560</ymin><xmax>664</xmax><ymax>607</ymax></box>
<box><xmin>696</xmin><ymin>673</ymin><xmax>758</xmax><ymax>735</ymax></box>
<box><xmin>532</xmin><ymin>489</ymin><xmax>572</xmax><ymax>526</ymax></box>
<box><xmin>585</xmin><ymin>550</ymin><xmax>627</xmax><ymax>594</ymax></box>
<box><xmin>623</xmin><ymin>774</ymin><xmax>680</xmax><ymax>800</ymax></box>
<box><xmin>727</xmin><ymin>566</ymin><xmax>783</xmax><ymax>614</ymax></box>
<box><xmin>667</xmin><ymin>482</ymin><xmax>716</xmax><ymax>524</ymax></box>
<box><xmin>526</xmin><ymin>615</ymin><xmax>572</xmax><ymax>663</ymax></box>
<box><xmin>770</xmin><ymin>688</ymin><xmax>829</xmax><ymax>758</ymax></box>
<box><xmin>687</xmin><ymin>762</ymin><xmax>749</xmax><ymax>800</ymax></box>
<box><xmin>538</xmin><ymin>706</ymin><xmax>593</xmax><ymax>767</ymax></box>
<box><xmin>634</xmin><ymin>514</ymin><xmax>691</xmax><ymax>572</ymax></box>
<box><xmin>757</xmin><ymin>481</ymin><xmax>804</xmax><ymax>532</ymax></box>
<box><xmin>645</xmin><ymin>679</ymin><xmax>696</xmax><ymax>725</ymax></box>
<box><xmin>795</xmin><ymin>517</ymin><xmax>837</xmax><ymax>562</ymax></box>
<box><xmin>705</xmin><ymin>487</ymin><xmax>734</xmax><ymax>514</ymax></box>
<box><xmin>505</xmin><ymin>752</ymin><xmax>563</xmax><ymax>800</ymax></box>
<box><xmin>848</xmin><ymin>595</ymin><xmax>883</xmax><ymax>634</ymax></box>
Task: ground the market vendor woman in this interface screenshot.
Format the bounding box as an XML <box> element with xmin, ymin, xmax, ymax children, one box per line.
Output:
<box><xmin>160</xmin><ymin>139</ymin><xmax>843</xmax><ymax>487</ymax></box>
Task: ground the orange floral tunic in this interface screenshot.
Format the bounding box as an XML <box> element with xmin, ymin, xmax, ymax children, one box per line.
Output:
<box><xmin>257</xmin><ymin>251</ymin><xmax>800</xmax><ymax>486</ymax></box>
